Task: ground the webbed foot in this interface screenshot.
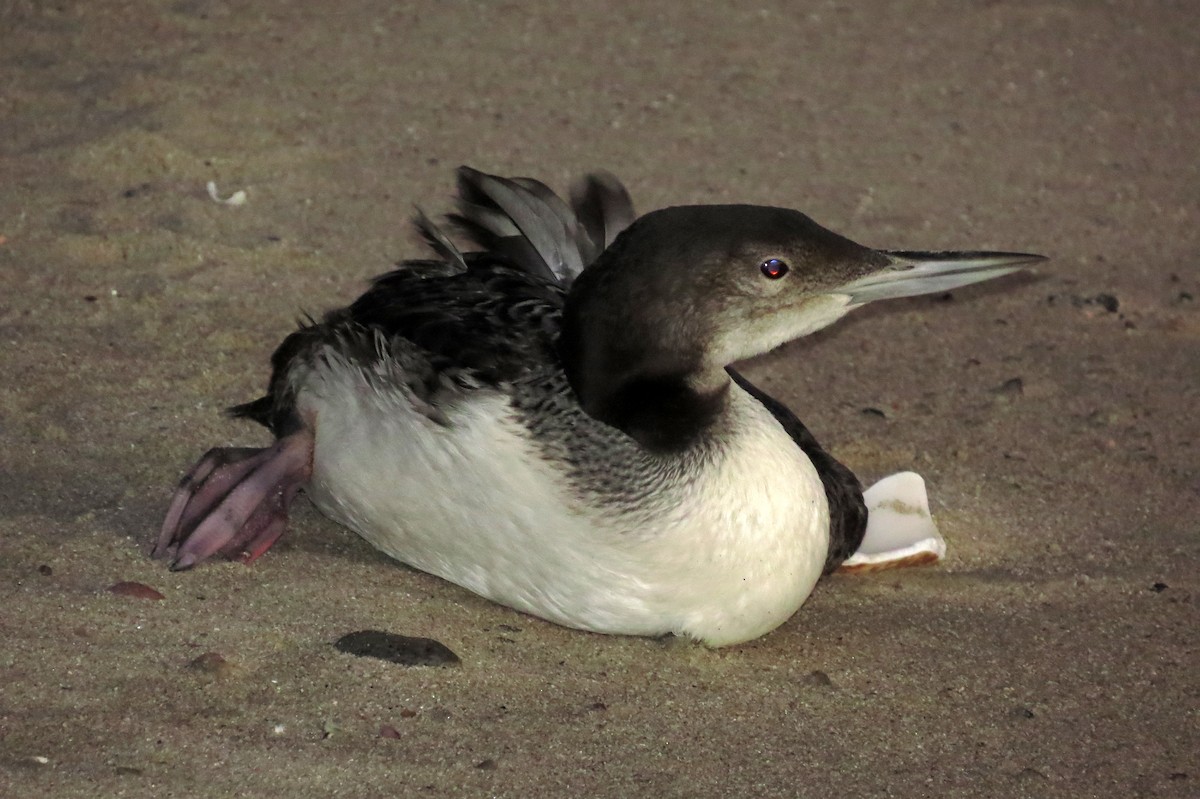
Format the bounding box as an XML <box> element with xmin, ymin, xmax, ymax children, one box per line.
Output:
<box><xmin>153</xmin><ymin>432</ymin><xmax>313</xmax><ymax>570</ymax></box>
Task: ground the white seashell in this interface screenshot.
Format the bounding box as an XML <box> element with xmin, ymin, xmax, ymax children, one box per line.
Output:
<box><xmin>838</xmin><ymin>471</ymin><xmax>946</xmax><ymax>573</ymax></box>
<box><xmin>206</xmin><ymin>181</ymin><xmax>247</xmax><ymax>206</ymax></box>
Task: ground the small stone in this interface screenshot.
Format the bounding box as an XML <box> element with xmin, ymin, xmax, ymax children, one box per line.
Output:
<box><xmin>333</xmin><ymin>630</ymin><xmax>460</xmax><ymax>667</ymax></box>
<box><xmin>801</xmin><ymin>670</ymin><xmax>834</xmax><ymax>688</ymax></box>
<box><xmin>38</xmin><ymin>564</ymin><xmax>52</xmax><ymax>576</ymax></box>
<box><xmin>108</xmin><ymin>581</ymin><xmax>165</xmax><ymax>600</ymax></box>
<box><xmin>1151</xmin><ymin>582</ymin><xmax>1169</xmax><ymax>593</ymax></box>
<box><xmin>399</xmin><ymin>708</ymin><xmax>418</xmax><ymax>718</ymax></box>
<box><xmin>379</xmin><ymin>724</ymin><xmax>402</xmax><ymax>739</ymax></box>
<box><xmin>187</xmin><ymin>652</ymin><xmax>236</xmax><ymax>679</ymax></box>
<box><xmin>991</xmin><ymin>377</ymin><xmax>1024</xmax><ymax>396</ymax></box>
<box><xmin>1011</xmin><ymin>706</ymin><xmax>1036</xmax><ymax>719</ymax></box>
<box><xmin>475</xmin><ymin>758</ymin><xmax>497</xmax><ymax>770</ymax></box>
<box><xmin>861</xmin><ymin>407</ymin><xmax>887</xmax><ymax>419</ymax></box>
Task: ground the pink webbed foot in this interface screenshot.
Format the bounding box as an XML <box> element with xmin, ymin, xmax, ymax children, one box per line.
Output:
<box><xmin>153</xmin><ymin>432</ymin><xmax>314</xmax><ymax>570</ymax></box>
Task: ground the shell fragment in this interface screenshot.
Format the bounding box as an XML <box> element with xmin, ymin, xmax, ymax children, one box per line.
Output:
<box><xmin>839</xmin><ymin>471</ymin><xmax>946</xmax><ymax>573</ymax></box>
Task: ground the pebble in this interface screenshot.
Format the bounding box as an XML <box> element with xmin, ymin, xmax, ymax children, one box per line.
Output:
<box><xmin>801</xmin><ymin>669</ymin><xmax>834</xmax><ymax>688</ymax></box>
<box><xmin>108</xmin><ymin>581</ymin><xmax>165</xmax><ymax>600</ymax></box>
<box><xmin>187</xmin><ymin>652</ymin><xmax>237</xmax><ymax>680</ymax></box>
<box><xmin>991</xmin><ymin>377</ymin><xmax>1025</xmax><ymax>397</ymax></box>
<box><xmin>334</xmin><ymin>630</ymin><xmax>460</xmax><ymax>667</ymax></box>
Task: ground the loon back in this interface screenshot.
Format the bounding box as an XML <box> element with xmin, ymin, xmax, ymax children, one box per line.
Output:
<box><xmin>230</xmin><ymin>167</ymin><xmax>635</xmax><ymax>434</ymax></box>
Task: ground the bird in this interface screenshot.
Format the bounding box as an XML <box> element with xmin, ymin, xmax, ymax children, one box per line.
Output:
<box><xmin>154</xmin><ymin>167</ymin><xmax>1043</xmax><ymax>646</ymax></box>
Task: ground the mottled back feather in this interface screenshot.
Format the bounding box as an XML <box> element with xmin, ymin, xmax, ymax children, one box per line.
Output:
<box><xmin>230</xmin><ymin>166</ymin><xmax>631</xmax><ymax>433</ymax></box>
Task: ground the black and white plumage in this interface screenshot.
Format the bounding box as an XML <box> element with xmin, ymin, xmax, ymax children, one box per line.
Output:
<box><xmin>155</xmin><ymin>167</ymin><xmax>1043</xmax><ymax>646</ymax></box>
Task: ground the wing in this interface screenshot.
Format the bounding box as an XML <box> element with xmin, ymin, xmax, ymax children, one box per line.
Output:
<box><xmin>346</xmin><ymin>255</ymin><xmax>568</xmax><ymax>385</ymax></box>
<box><xmin>231</xmin><ymin>167</ymin><xmax>635</xmax><ymax>436</ymax></box>
<box><xmin>448</xmin><ymin>166</ymin><xmax>635</xmax><ymax>286</ymax></box>
<box><xmin>230</xmin><ymin>256</ymin><xmax>567</xmax><ymax>435</ymax></box>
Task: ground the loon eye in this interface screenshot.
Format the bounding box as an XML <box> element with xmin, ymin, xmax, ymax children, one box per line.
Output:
<box><xmin>760</xmin><ymin>258</ymin><xmax>789</xmax><ymax>279</ymax></box>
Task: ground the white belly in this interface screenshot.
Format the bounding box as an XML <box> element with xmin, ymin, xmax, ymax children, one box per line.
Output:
<box><xmin>296</xmin><ymin>357</ymin><xmax>829</xmax><ymax>646</ymax></box>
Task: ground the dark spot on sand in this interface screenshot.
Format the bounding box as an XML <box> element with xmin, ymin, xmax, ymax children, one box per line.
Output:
<box><xmin>1151</xmin><ymin>582</ymin><xmax>1168</xmax><ymax>593</ymax></box>
<box><xmin>991</xmin><ymin>377</ymin><xmax>1024</xmax><ymax>396</ymax></box>
<box><xmin>38</xmin><ymin>564</ymin><xmax>52</xmax><ymax>576</ymax></box>
<box><xmin>187</xmin><ymin>651</ymin><xmax>236</xmax><ymax>679</ymax></box>
<box><xmin>801</xmin><ymin>670</ymin><xmax>834</xmax><ymax>688</ymax></box>
<box><xmin>1046</xmin><ymin>292</ymin><xmax>1120</xmax><ymax>313</ymax></box>
<box><xmin>993</xmin><ymin>376</ymin><xmax>1022</xmax><ymax>395</ymax></box>
<box><xmin>334</xmin><ymin>630</ymin><xmax>460</xmax><ymax>667</ymax></box>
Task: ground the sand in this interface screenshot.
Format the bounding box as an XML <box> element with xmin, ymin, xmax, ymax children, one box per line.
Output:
<box><xmin>1</xmin><ymin>2</ymin><xmax>1196</xmax><ymax>797</ymax></box>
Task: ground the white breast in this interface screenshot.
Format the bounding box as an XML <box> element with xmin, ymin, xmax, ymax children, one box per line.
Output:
<box><xmin>295</xmin><ymin>353</ymin><xmax>830</xmax><ymax>646</ymax></box>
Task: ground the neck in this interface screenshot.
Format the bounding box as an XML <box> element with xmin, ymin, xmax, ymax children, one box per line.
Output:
<box><xmin>586</xmin><ymin>370</ymin><xmax>731</xmax><ymax>453</ymax></box>
<box><xmin>559</xmin><ymin>321</ymin><xmax>731</xmax><ymax>453</ymax></box>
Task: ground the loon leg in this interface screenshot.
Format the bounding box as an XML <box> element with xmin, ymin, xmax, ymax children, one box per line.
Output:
<box><xmin>153</xmin><ymin>432</ymin><xmax>313</xmax><ymax>570</ymax></box>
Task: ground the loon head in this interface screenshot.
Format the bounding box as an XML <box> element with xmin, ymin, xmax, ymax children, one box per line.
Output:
<box><xmin>560</xmin><ymin>203</ymin><xmax>1042</xmax><ymax>446</ymax></box>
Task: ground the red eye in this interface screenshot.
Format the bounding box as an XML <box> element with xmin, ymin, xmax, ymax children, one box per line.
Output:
<box><xmin>760</xmin><ymin>258</ymin><xmax>789</xmax><ymax>279</ymax></box>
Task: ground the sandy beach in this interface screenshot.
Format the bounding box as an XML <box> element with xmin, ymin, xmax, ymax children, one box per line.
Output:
<box><xmin>1</xmin><ymin>2</ymin><xmax>1196</xmax><ymax>796</ymax></box>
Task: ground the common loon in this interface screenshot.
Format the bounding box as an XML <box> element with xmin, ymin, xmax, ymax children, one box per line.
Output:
<box><xmin>154</xmin><ymin>167</ymin><xmax>1043</xmax><ymax>646</ymax></box>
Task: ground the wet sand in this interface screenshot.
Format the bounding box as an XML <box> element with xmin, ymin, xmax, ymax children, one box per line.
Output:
<box><xmin>1</xmin><ymin>2</ymin><xmax>1196</xmax><ymax>796</ymax></box>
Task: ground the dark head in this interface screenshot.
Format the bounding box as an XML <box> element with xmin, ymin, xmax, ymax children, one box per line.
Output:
<box><xmin>559</xmin><ymin>204</ymin><xmax>1043</xmax><ymax>448</ymax></box>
